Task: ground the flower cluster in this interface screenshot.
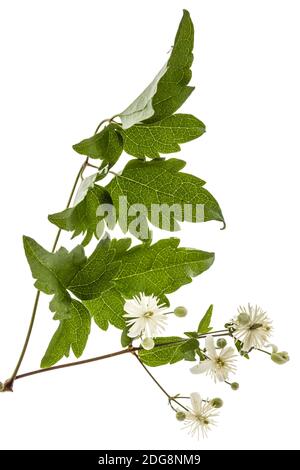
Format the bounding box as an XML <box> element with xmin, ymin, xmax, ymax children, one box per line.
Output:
<box><xmin>124</xmin><ymin>294</ymin><xmax>289</xmax><ymax>438</ymax></box>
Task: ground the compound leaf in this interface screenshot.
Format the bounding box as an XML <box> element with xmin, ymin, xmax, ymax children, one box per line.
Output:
<box><xmin>113</xmin><ymin>238</ymin><xmax>215</xmax><ymax>299</ymax></box>
<box><xmin>84</xmin><ymin>287</ymin><xmax>126</xmax><ymax>331</ymax></box>
<box><xmin>48</xmin><ymin>184</ymin><xmax>112</xmax><ymax>246</ymax></box>
<box><xmin>23</xmin><ymin>236</ymin><xmax>87</xmax><ymax>317</ymax></box>
<box><xmin>41</xmin><ymin>299</ymin><xmax>91</xmax><ymax>368</ymax></box>
<box><xmin>119</xmin><ymin>10</ymin><xmax>194</xmax><ymax>128</ymax></box>
<box><xmin>120</xmin><ymin>114</ymin><xmax>205</xmax><ymax>159</ymax></box>
<box><xmin>106</xmin><ymin>158</ymin><xmax>224</xmax><ymax>238</ymax></box>
<box><xmin>69</xmin><ymin>237</ymin><xmax>131</xmax><ymax>300</ymax></box>
<box><xmin>73</xmin><ymin>123</ymin><xmax>123</xmax><ymax>165</ymax></box>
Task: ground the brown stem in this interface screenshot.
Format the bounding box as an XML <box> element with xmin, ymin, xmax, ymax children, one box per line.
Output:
<box><xmin>3</xmin><ymin>158</ymin><xmax>89</xmax><ymax>392</ymax></box>
<box><xmin>14</xmin><ymin>347</ymin><xmax>138</xmax><ymax>381</ymax></box>
<box><xmin>133</xmin><ymin>352</ymin><xmax>189</xmax><ymax>413</ymax></box>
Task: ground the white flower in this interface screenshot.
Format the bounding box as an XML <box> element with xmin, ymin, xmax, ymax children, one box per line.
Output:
<box><xmin>183</xmin><ymin>392</ymin><xmax>218</xmax><ymax>438</ymax></box>
<box><xmin>124</xmin><ymin>293</ymin><xmax>167</xmax><ymax>343</ymax></box>
<box><xmin>190</xmin><ymin>336</ymin><xmax>237</xmax><ymax>382</ymax></box>
<box><xmin>233</xmin><ymin>304</ymin><xmax>272</xmax><ymax>352</ymax></box>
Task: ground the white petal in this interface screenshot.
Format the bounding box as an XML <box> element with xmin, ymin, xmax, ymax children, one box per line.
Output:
<box><xmin>190</xmin><ymin>361</ymin><xmax>211</xmax><ymax>374</ymax></box>
<box><xmin>127</xmin><ymin>318</ymin><xmax>145</xmax><ymax>338</ymax></box>
<box><xmin>124</xmin><ymin>299</ymin><xmax>142</xmax><ymax>316</ymax></box>
<box><xmin>190</xmin><ymin>392</ymin><xmax>202</xmax><ymax>414</ymax></box>
<box><xmin>205</xmin><ymin>336</ymin><xmax>217</xmax><ymax>358</ymax></box>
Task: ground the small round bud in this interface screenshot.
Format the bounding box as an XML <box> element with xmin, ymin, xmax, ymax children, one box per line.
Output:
<box><xmin>141</xmin><ymin>337</ymin><xmax>155</xmax><ymax>350</ymax></box>
<box><xmin>271</xmin><ymin>351</ymin><xmax>289</xmax><ymax>365</ymax></box>
<box><xmin>210</xmin><ymin>397</ymin><xmax>223</xmax><ymax>408</ymax></box>
<box><xmin>174</xmin><ymin>306</ymin><xmax>188</xmax><ymax>318</ymax></box>
<box><xmin>216</xmin><ymin>338</ymin><xmax>227</xmax><ymax>348</ymax></box>
<box><xmin>176</xmin><ymin>411</ymin><xmax>186</xmax><ymax>421</ymax></box>
<box><xmin>237</xmin><ymin>313</ymin><xmax>250</xmax><ymax>325</ymax></box>
<box><xmin>231</xmin><ymin>382</ymin><xmax>239</xmax><ymax>391</ymax></box>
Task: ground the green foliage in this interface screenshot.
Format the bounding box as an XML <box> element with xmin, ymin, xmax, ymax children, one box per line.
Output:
<box><xmin>41</xmin><ymin>300</ymin><xmax>91</xmax><ymax>368</ymax></box>
<box><xmin>139</xmin><ymin>336</ymin><xmax>199</xmax><ymax>366</ymax></box>
<box><xmin>73</xmin><ymin>123</ymin><xmax>123</xmax><ymax>164</ymax></box>
<box><xmin>119</xmin><ymin>10</ymin><xmax>194</xmax><ymax>128</ymax></box>
<box><xmin>23</xmin><ymin>236</ymin><xmax>86</xmax><ymax>317</ymax></box>
<box><xmin>197</xmin><ymin>304</ymin><xmax>214</xmax><ymax>334</ymax></box>
<box><xmin>113</xmin><ymin>238</ymin><xmax>215</xmax><ymax>299</ymax></box>
<box><xmin>106</xmin><ymin>158</ymin><xmax>224</xmax><ymax>238</ymax></box>
<box><xmin>84</xmin><ymin>287</ymin><xmax>126</xmax><ymax>331</ymax></box>
<box><xmin>120</xmin><ymin>326</ymin><xmax>132</xmax><ymax>347</ymax></box>
<box><xmin>24</xmin><ymin>234</ymin><xmax>214</xmax><ymax>317</ymax></box>
<box><xmin>22</xmin><ymin>10</ymin><xmax>225</xmax><ymax>371</ymax></box>
<box><xmin>120</xmin><ymin>114</ymin><xmax>205</xmax><ymax>159</ymax></box>
<box><xmin>69</xmin><ymin>237</ymin><xmax>131</xmax><ymax>300</ymax></box>
<box><xmin>234</xmin><ymin>339</ymin><xmax>250</xmax><ymax>359</ymax></box>
<box><xmin>48</xmin><ymin>184</ymin><xmax>112</xmax><ymax>246</ymax></box>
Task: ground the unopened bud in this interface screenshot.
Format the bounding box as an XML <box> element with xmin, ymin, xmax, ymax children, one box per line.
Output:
<box><xmin>216</xmin><ymin>338</ymin><xmax>227</xmax><ymax>348</ymax></box>
<box><xmin>176</xmin><ymin>411</ymin><xmax>186</xmax><ymax>421</ymax></box>
<box><xmin>141</xmin><ymin>337</ymin><xmax>155</xmax><ymax>350</ymax></box>
<box><xmin>231</xmin><ymin>382</ymin><xmax>239</xmax><ymax>391</ymax></box>
<box><xmin>271</xmin><ymin>351</ymin><xmax>289</xmax><ymax>365</ymax></box>
<box><xmin>237</xmin><ymin>313</ymin><xmax>250</xmax><ymax>325</ymax></box>
<box><xmin>210</xmin><ymin>397</ymin><xmax>223</xmax><ymax>408</ymax></box>
<box><xmin>174</xmin><ymin>306</ymin><xmax>188</xmax><ymax>318</ymax></box>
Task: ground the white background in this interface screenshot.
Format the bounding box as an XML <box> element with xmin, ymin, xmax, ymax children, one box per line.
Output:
<box><xmin>0</xmin><ymin>0</ymin><xmax>299</xmax><ymax>450</ymax></box>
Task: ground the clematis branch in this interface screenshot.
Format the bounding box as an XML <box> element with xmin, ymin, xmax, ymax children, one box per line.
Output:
<box><xmin>7</xmin><ymin>347</ymin><xmax>139</xmax><ymax>384</ymax></box>
<box><xmin>2</xmin><ymin>330</ymin><xmax>232</xmax><ymax>392</ymax></box>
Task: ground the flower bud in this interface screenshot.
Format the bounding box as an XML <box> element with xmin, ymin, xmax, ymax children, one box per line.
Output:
<box><xmin>237</xmin><ymin>313</ymin><xmax>250</xmax><ymax>325</ymax></box>
<box><xmin>176</xmin><ymin>411</ymin><xmax>186</xmax><ymax>421</ymax></box>
<box><xmin>174</xmin><ymin>306</ymin><xmax>188</xmax><ymax>318</ymax></box>
<box><xmin>0</xmin><ymin>382</ymin><xmax>3</xmax><ymax>392</ymax></box>
<box><xmin>216</xmin><ymin>338</ymin><xmax>227</xmax><ymax>348</ymax></box>
<box><xmin>141</xmin><ymin>337</ymin><xmax>155</xmax><ymax>350</ymax></box>
<box><xmin>210</xmin><ymin>397</ymin><xmax>223</xmax><ymax>408</ymax></box>
<box><xmin>231</xmin><ymin>382</ymin><xmax>239</xmax><ymax>391</ymax></box>
<box><xmin>271</xmin><ymin>351</ymin><xmax>289</xmax><ymax>365</ymax></box>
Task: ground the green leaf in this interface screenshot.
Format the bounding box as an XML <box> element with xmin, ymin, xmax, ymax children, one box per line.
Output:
<box><xmin>84</xmin><ymin>287</ymin><xmax>126</xmax><ymax>331</ymax></box>
<box><xmin>119</xmin><ymin>10</ymin><xmax>194</xmax><ymax>128</ymax></box>
<box><xmin>69</xmin><ymin>236</ymin><xmax>132</xmax><ymax>300</ymax></box>
<box><xmin>120</xmin><ymin>114</ymin><xmax>205</xmax><ymax>159</ymax></box>
<box><xmin>184</xmin><ymin>349</ymin><xmax>197</xmax><ymax>361</ymax></box>
<box><xmin>106</xmin><ymin>158</ymin><xmax>224</xmax><ymax>237</ymax></box>
<box><xmin>73</xmin><ymin>173</ymin><xmax>98</xmax><ymax>205</ymax></box>
<box><xmin>197</xmin><ymin>304</ymin><xmax>213</xmax><ymax>334</ymax></box>
<box><xmin>70</xmin><ymin>236</ymin><xmax>213</xmax><ymax>303</ymax></box>
<box><xmin>73</xmin><ymin>123</ymin><xmax>123</xmax><ymax>164</ymax></box>
<box><xmin>184</xmin><ymin>331</ymin><xmax>199</xmax><ymax>339</ymax></box>
<box><xmin>113</xmin><ymin>238</ymin><xmax>215</xmax><ymax>299</ymax></box>
<box><xmin>139</xmin><ymin>336</ymin><xmax>199</xmax><ymax>367</ymax></box>
<box><xmin>41</xmin><ymin>299</ymin><xmax>91</xmax><ymax>368</ymax></box>
<box><xmin>48</xmin><ymin>184</ymin><xmax>112</xmax><ymax>246</ymax></box>
<box><xmin>235</xmin><ymin>339</ymin><xmax>250</xmax><ymax>359</ymax></box>
<box><xmin>121</xmin><ymin>326</ymin><xmax>132</xmax><ymax>347</ymax></box>
<box><xmin>23</xmin><ymin>236</ymin><xmax>87</xmax><ymax>317</ymax></box>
